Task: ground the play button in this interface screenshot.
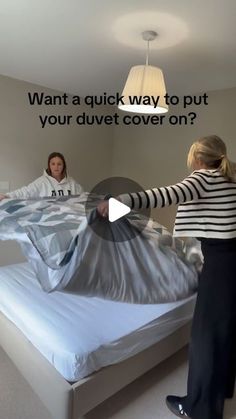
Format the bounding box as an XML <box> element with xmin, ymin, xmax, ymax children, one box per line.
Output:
<box><xmin>108</xmin><ymin>198</ymin><xmax>130</xmax><ymax>222</ymax></box>
<box><xmin>85</xmin><ymin>176</ymin><xmax>151</xmax><ymax>242</ymax></box>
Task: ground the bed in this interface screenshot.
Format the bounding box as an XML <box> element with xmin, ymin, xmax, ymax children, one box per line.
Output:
<box><xmin>0</xmin><ymin>195</ymin><xmax>201</xmax><ymax>303</ymax></box>
<box><xmin>0</xmin><ymin>262</ymin><xmax>196</xmax><ymax>419</ymax></box>
<box><xmin>0</xmin><ymin>195</ymin><xmax>200</xmax><ymax>417</ymax></box>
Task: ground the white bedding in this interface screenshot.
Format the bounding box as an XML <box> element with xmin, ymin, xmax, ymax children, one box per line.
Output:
<box><xmin>0</xmin><ymin>263</ymin><xmax>196</xmax><ymax>382</ymax></box>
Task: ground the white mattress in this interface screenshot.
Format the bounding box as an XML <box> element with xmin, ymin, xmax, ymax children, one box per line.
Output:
<box><xmin>0</xmin><ymin>263</ymin><xmax>196</xmax><ymax>381</ymax></box>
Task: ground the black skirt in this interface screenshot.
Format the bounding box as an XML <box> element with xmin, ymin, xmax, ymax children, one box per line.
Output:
<box><xmin>183</xmin><ymin>238</ymin><xmax>236</xmax><ymax>419</ymax></box>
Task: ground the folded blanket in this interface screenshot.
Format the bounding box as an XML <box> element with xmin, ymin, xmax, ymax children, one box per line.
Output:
<box><xmin>0</xmin><ymin>194</ymin><xmax>202</xmax><ymax>303</ymax></box>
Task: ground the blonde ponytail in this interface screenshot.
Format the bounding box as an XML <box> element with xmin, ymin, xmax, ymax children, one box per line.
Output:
<box><xmin>187</xmin><ymin>135</ymin><xmax>236</xmax><ymax>182</ymax></box>
<box><xmin>219</xmin><ymin>155</ymin><xmax>236</xmax><ymax>182</ymax></box>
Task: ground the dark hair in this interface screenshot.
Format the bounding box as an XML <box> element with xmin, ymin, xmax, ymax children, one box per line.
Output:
<box><xmin>46</xmin><ymin>152</ymin><xmax>67</xmax><ymax>178</ymax></box>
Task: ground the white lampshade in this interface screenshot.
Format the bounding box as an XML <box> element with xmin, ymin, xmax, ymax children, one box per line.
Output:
<box><xmin>118</xmin><ymin>65</ymin><xmax>168</xmax><ymax>114</ymax></box>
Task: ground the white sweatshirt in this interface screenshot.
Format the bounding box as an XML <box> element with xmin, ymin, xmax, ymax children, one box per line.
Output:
<box><xmin>7</xmin><ymin>170</ymin><xmax>83</xmax><ymax>199</ymax></box>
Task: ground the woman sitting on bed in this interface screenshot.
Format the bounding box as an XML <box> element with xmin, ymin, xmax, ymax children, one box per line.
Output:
<box><xmin>0</xmin><ymin>152</ymin><xmax>83</xmax><ymax>200</ymax></box>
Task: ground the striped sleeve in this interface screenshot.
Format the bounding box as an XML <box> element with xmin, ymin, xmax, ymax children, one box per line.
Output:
<box><xmin>118</xmin><ymin>173</ymin><xmax>204</xmax><ymax>210</ymax></box>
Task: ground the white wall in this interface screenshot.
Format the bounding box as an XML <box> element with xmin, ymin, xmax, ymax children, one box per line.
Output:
<box><xmin>112</xmin><ymin>87</ymin><xmax>236</xmax><ymax>231</ymax></box>
<box><xmin>0</xmin><ymin>75</ymin><xmax>114</xmax><ymax>265</ymax></box>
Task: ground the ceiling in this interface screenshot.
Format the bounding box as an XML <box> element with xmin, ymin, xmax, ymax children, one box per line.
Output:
<box><xmin>0</xmin><ymin>0</ymin><xmax>236</xmax><ymax>96</ymax></box>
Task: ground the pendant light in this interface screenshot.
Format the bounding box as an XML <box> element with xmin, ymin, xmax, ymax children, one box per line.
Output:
<box><xmin>118</xmin><ymin>30</ymin><xmax>168</xmax><ymax>114</ymax></box>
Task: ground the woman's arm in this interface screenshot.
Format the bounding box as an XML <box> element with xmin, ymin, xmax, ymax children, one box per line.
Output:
<box><xmin>6</xmin><ymin>180</ymin><xmax>40</xmax><ymax>199</ymax></box>
<box><xmin>96</xmin><ymin>172</ymin><xmax>204</xmax><ymax>217</ymax></box>
<box><xmin>118</xmin><ymin>172</ymin><xmax>204</xmax><ymax>210</ymax></box>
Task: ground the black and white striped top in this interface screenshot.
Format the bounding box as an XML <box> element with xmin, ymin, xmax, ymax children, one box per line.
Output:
<box><xmin>119</xmin><ymin>169</ymin><xmax>236</xmax><ymax>239</ymax></box>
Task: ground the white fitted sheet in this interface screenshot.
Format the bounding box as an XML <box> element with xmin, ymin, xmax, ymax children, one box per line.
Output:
<box><xmin>0</xmin><ymin>263</ymin><xmax>196</xmax><ymax>381</ymax></box>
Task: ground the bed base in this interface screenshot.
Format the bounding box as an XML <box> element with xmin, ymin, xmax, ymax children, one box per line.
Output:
<box><xmin>0</xmin><ymin>311</ymin><xmax>191</xmax><ymax>419</ymax></box>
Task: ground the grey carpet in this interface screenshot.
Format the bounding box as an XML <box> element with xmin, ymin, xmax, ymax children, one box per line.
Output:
<box><xmin>0</xmin><ymin>345</ymin><xmax>235</xmax><ymax>419</ymax></box>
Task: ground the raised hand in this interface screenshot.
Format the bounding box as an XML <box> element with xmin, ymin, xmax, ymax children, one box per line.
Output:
<box><xmin>97</xmin><ymin>200</ymin><xmax>109</xmax><ymax>218</ymax></box>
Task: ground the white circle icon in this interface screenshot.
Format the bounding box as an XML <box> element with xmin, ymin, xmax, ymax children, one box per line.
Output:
<box><xmin>108</xmin><ymin>198</ymin><xmax>131</xmax><ymax>222</ymax></box>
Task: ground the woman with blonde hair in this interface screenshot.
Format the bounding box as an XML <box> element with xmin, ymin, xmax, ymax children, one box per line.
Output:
<box><xmin>97</xmin><ymin>135</ymin><xmax>236</xmax><ymax>419</ymax></box>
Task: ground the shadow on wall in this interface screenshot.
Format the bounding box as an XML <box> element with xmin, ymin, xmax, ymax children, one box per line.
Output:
<box><xmin>151</xmin><ymin>206</ymin><xmax>178</xmax><ymax>233</ymax></box>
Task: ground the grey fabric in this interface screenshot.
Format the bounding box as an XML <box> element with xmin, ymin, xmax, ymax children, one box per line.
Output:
<box><xmin>0</xmin><ymin>194</ymin><xmax>202</xmax><ymax>303</ymax></box>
